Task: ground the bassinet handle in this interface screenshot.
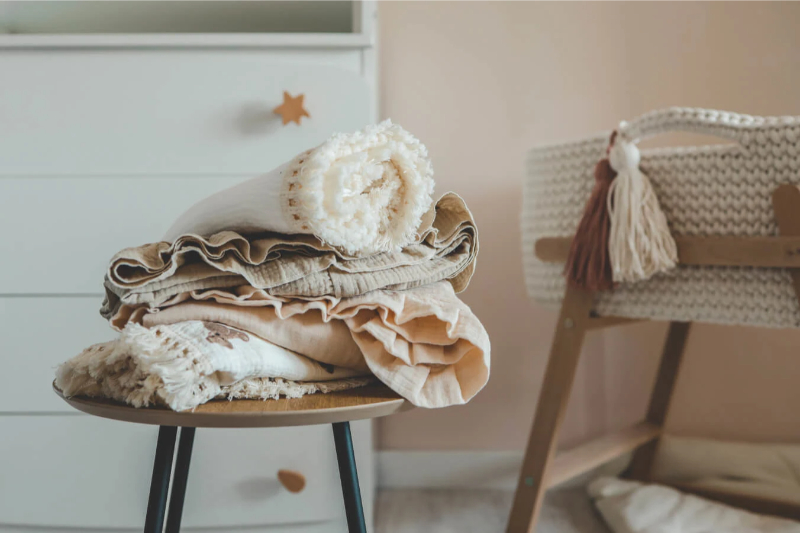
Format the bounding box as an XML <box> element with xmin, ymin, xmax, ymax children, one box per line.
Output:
<box><xmin>618</xmin><ymin>107</ymin><xmax>764</xmax><ymax>146</ymax></box>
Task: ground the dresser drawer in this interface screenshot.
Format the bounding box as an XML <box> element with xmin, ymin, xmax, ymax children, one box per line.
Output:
<box><xmin>0</xmin><ymin>49</ymin><xmax>371</xmax><ymax>176</ymax></box>
<box><xmin>0</xmin><ymin>175</ymin><xmax>249</xmax><ymax>294</ymax></box>
<box><xmin>1</xmin><ymin>522</ymin><xmax>345</xmax><ymax>533</ymax></box>
<box><xmin>0</xmin><ymin>297</ymin><xmax>112</xmax><ymax>413</ymax></box>
<box><xmin>0</xmin><ymin>415</ymin><xmax>355</xmax><ymax>529</ymax></box>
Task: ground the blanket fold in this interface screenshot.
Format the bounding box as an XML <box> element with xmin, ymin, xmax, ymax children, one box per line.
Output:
<box><xmin>164</xmin><ymin>120</ymin><xmax>435</xmax><ymax>256</ymax></box>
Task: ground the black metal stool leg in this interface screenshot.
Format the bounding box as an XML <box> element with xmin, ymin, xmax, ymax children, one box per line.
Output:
<box><xmin>165</xmin><ymin>427</ymin><xmax>196</xmax><ymax>533</ymax></box>
<box><xmin>144</xmin><ymin>426</ymin><xmax>178</xmax><ymax>533</ymax></box>
<box><xmin>332</xmin><ymin>422</ymin><xmax>367</xmax><ymax>533</ymax></box>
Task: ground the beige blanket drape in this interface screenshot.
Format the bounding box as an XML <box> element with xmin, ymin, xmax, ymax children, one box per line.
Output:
<box><xmin>139</xmin><ymin>282</ymin><xmax>490</xmax><ymax>408</ymax></box>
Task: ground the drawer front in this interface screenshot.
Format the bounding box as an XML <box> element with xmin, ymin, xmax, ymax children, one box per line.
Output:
<box><xmin>0</xmin><ymin>416</ymin><xmax>351</xmax><ymax>528</ymax></box>
<box><xmin>0</xmin><ymin>50</ymin><xmax>370</xmax><ymax>175</ymax></box>
<box><xmin>0</xmin><ymin>521</ymin><xmax>345</xmax><ymax>533</ymax></box>
<box><xmin>0</xmin><ymin>297</ymin><xmax>113</xmax><ymax>413</ymax></box>
<box><xmin>0</xmin><ymin>176</ymin><xmax>248</xmax><ymax>293</ymax></box>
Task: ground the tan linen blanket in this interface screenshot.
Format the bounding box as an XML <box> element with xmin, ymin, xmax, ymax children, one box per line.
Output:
<box><xmin>134</xmin><ymin>282</ymin><xmax>490</xmax><ymax>409</ymax></box>
<box><xmin>56</xmin><ymin>321</ymin><xmax>373</xmax><ymax>411</ymax></box>
<box><xmin>102</xmin><ymin>193</ymin><xmax>477</xmax><ymax>322</ymax></box>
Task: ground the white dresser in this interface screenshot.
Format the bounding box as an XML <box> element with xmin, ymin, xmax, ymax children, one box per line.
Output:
<box><xmin>0</xmin><ymin>2</ymin><xmax>377</xmax><ymax>531</ymax></box>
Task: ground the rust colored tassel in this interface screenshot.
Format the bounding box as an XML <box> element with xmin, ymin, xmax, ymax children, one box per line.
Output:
<box><xmin>564</xmin><ymin>142</ymin><xmax>617</xmax><ymax>291</ymax></box>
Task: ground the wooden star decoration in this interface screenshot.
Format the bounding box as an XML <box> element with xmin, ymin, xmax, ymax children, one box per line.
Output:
<box><xmin>274</xmin><ymin>91</ymin><xmax>310</xmax><ymax>125</ymax></box>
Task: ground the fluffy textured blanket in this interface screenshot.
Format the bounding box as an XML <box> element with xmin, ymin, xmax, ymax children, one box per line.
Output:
<box><xmin>113</xmin><ymin>281</ymin><xmax>490</xmax><ymax>409</ymax></box>
<box><xmin>588</xmin><ymin>477</ymin><xmax>800</xmax><ymax>533</ymax></box>
<box><xmin>56</xmin><ymin>320</ymin><xmax>372</xmax><ymax>411</ymax></box>
<box><xmin>164</xmin><ymin>120</ymin><xmax>434</xmax><ymax>256</ymax></box>
<box><xmin>102</xmin><ymin>193</ymin><xmax>477</xmax><ymax>322</ymax></box>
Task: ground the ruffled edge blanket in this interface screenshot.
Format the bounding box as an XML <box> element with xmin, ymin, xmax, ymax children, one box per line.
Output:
<box><xmin>102</xmin><ymin>193</ymin><xmax>478</xmax><ymax>321</ymax></box>
<box><xmin>109</xmin><ymin>192</ymin><xmax>474</xmax><ymax>289</ymax></box>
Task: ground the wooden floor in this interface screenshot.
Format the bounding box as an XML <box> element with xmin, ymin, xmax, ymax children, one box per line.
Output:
<box><xmin>376</xmin><ymin>488</ymin><xmax>609</xmax><ymax>533</ymax></box>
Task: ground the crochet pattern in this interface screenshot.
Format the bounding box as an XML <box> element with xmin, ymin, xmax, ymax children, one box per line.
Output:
<box><xmin>522</xmin><ymin>107</ymin><xmax>800</xmax><ymax>328</ymax></box>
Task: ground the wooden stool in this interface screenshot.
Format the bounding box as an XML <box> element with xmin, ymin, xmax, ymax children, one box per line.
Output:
<box><xmin>54</xmin><ymin>383</ymin><xmax>411</xmax><ymax>533</ymax></box>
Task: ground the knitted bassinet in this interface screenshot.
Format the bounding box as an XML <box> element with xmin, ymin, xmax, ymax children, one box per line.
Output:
<box><xmin>522</xmin><ymin>107</ymin><xmax>800</xmax><ymax>328</ymax></box>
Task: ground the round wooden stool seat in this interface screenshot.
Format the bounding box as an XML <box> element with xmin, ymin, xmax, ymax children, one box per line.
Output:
<box><xmin>53</xmin><ymin>381</ymin><xmax>408</xmax><ymax>532</ymax></box>
<box><xmin>53</xmin><ymin>382</ymin><xmax>412</xmax><ymax>428</ymax></box>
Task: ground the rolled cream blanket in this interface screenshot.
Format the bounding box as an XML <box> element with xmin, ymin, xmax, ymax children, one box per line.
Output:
<box><xmin>164</xmin><ymin>120</ymin><xmax>435</xmax><ymax>256</ymax></box>
<box><xmin>55</xmin><ymin>320</ymin><xmax>372</xmax><ymax>411</ymax></box>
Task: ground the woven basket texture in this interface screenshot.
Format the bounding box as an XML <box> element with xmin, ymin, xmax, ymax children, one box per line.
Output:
<box><xmin>522</xmin><ymin>107</ymin><xmax>800</xmax><ymax>328</ymax></box>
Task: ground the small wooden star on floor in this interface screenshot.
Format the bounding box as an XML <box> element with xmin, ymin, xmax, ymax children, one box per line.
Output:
<box><xmin>274</xmin><ymin>91</ymin><xmax>310</xmax><ymax>125</ymax></box>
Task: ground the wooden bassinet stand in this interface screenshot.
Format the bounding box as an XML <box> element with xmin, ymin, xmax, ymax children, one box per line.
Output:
<box><xmin>507</xmin><ymin>184</ymin><xmax>800</xmax><ymax>533</ymax></box>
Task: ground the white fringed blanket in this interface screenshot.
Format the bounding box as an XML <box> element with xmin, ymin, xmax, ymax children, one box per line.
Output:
<box><xmin>165</xmin><ymin>120</ymin><xmax>435</xmax><ymax>256</ymax></box>
<box><xmin>56</xmin><ymin>320</ymin><xmax>372</xmax><ymax>411</ymax></box>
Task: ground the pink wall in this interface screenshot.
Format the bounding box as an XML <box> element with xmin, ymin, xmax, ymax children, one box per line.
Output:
<box><xmin>376</xmin><ymin>1</ymin><xmax>800</xmax><ymax>451</ymax></box>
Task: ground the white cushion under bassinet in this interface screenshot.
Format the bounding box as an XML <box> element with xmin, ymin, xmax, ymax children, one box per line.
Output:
<box><xmin>522</xmin><ymin>107</ymin><xmax>800</xmax><ymax>328</ymax></box>
<box><xmin>588</xmin><ymin>477</ymin><xmax>800</xmax><ymax>533</ymax></box>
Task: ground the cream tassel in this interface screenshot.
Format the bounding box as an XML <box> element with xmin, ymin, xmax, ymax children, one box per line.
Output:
<box><xmin>607</xmin><ymin>134</ymin><xmax>678</xmax><ymax>283</ymax></box>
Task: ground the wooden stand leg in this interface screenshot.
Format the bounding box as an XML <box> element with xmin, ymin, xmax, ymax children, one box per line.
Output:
<box><xmin>625</xmin><ymin>322</ymin><xmax>691</xmax><ymax>481</ymax></box>
<box><xmin>506</xmin><ymin>285</ymin><xmax>595</xmax><ymax>533</ymax></box>
<box><xmin>773</xmin><ymin>184</ymin><xmax>800</xmax><ymax>302</ymax></box>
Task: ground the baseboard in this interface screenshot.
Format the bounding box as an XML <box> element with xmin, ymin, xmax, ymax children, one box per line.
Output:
<box><xmin>377</xmin><ymin>451</ymin><xmax>631</xmax><ymax>490</ymax></box>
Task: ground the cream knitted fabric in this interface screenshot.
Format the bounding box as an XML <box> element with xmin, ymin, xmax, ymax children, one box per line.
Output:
<box><xmin>55</xmin><ymin>321</ymin><xmax>370</xmax><ymax>411</ymax></box>
<box><xmin>522</xmin><ymin>107</ymin><xmax>800</xmax><ymax>328</ymax></box>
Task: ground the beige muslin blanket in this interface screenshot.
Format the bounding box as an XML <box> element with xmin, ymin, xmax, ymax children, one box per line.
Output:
<box><xmin>56</xmin><ymin>320</ymin><xmax>373</xmax><ymax>411</ymax></box>
<box><xmin>102</xmin><ymin>193</ymin><xmax>477</xmax><ymax>323</ymax></box>
<box><xmin>131</xmin><ymin>282</ymin><xmax>490</xmax><ymax>409</ymax></box>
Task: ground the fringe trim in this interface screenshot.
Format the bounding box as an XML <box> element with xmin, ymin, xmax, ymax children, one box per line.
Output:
<box><xmin>222</xmin><ymin>376</ymin><xmax>376</xmax><ymax>402</ymax></box>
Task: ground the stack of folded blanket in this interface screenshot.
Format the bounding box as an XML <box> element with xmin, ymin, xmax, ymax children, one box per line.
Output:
<box><xmin>56</xmin><ymin>121</ymin><xmax>490</xmax><ymax>411</ymax></box>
